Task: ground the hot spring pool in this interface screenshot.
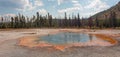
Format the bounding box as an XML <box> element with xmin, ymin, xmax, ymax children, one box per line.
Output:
<box><xmin>19</xmin><ymin>32</ymin><xmax>115</xmax><ymax>51</ymax></box>
<box><xmin>38</xmin><ymin>32</ymin><xmax>97</xmax><ymax>45</ymax></box>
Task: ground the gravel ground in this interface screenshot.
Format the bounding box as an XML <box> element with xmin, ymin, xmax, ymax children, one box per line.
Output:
<box><xmin>0</xmin><ymin>29</ymin><xmax>120</xmax><ymax>57</ymax></box>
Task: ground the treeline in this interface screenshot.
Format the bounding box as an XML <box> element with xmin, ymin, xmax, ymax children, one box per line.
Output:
<box><xmin>0</xmin><ymin>12</ymin><xmax>120</xmax><ymax>29</ymax></box>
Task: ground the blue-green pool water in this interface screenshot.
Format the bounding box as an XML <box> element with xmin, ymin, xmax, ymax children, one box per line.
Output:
<box><xmin>38</xmin><ymin>32</ymin><xmax>97</xmax><ymax>45</ymax></box>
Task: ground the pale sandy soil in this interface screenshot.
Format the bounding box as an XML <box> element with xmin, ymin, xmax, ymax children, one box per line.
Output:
<box><xmin>0</xmin><ymin>29</ymin><xmax>120</xmax><ymax>57</ymax></box>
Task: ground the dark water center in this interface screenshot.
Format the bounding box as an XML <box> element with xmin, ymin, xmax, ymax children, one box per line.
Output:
<box><xmin>38</xmin><ymin>32</ymin><xmax>97</xmax><ymax>45</ymax></box>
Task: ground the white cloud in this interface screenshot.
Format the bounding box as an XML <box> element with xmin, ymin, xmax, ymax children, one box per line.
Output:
<box><xmin>58</xmin><ymin>7</ymin><xmax>82</xmax><ymax>13</ymax></box>
<box><xmin>57</xmin><ymin>0</ymin><xmax>64</xmax><ymax>5</ymax></box>
<box><xmin>74</xmin><ymin>3</ymin><xmax>81</xmax><ymax>7</ymax></box>
<box><xmin>38</xmin><ymin>9</ymin><xmax>48</xmax><ymax>15</ymax></box>
<box><xmin>17</xmin><ymin>0</ymin><xmax>44</xmax><ymax>12</ymax></box>
<box><xmin>85</xmin><ymin>0</ymin><xmax>109</xmax><ymax>12</ymax></box>
<box><xmin>34</xmin><ymin>0</ymin><xmax>44</xmax><ymax>6</ymax></box>
<box><xmin>57</xmin><ymin>0</ymin><xmax>110</xmax><ymax>17</ymax></box>
<box><xmin>48</xmin><ymin>0</ymin><xmax>55</xmax><ymax>1</ymax></box>
<box><xmin>15</xmin><ymin>0</ymin><xmax>34</xmax><ymax>11</ymax></box>
<box><xmin>58</xmin><ymin>0</ymin><xmax>83</xmax><ymax>14</ymax></box>
<box><xmin>57</xmin><ymin>0</ymin><xmax>72</xmax><ymax>5</ymax></box>
<box><xmin>71</xmin><ymin>0</ymin><xmax>79</xmax><ymax>3</ymax></box>
<box><xmin>71</xmin><ymin>0</ymin><xmax>82</xmax><ymax>7</ymax></box>
<box><xmin>2</xmin><ymin>14</ymin><xmax>16</xmax><ymax>17</ymax></box>
<box><xmin>75</xmin><ymin>0</ymin><xmax>110</xmax><ymax>17</ymax></box>
<box><xmin>0</xmin><ymin>0</ymin><xmax>43</xmax><ymax>12</ymax></box>
<box><xmin>0</xmin><ymin>0</ymin><xmax>112</xmax><ymax>18</ymax></box>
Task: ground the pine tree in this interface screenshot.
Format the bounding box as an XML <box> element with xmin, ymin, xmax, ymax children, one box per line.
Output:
<box><xmin>49</xmin><ymin>15</ymin><xmax>52</xmax><ymax>27</ymax></box>
<box><xmin>95</xmin><ymin>16</ymin><xmax>99</xmax><ymax>27</ymax></box>
<box><xmin>36</xmin><ymin>12</ymin><xmax>40</xmax><ymax>27</ymax></box>
<box><xmin>11</xmin><ymin>17</ymin><xmax>14</xmax><ymax>28</ymax></box>
<box><xmin>21</xmin><ymin>15</ymin><xmax>26</xmax><ymax>28</ymax></box>
<box><xmin>112</xmin><ymin>12</ymin><xmax>117</xmax><ymax>28</ymax></box>
<box><xmin>109</xmin><ymin>11</ymin><xmax>117</xmax><ymax>28</ymax></box>
<box><xmin>64</xmin><ymin>12</ymin><xmax>67</xmax><ymax>27</ymax></box>
<box><xmin>88</xmin><ymin>17</ymin><xmax>93</xmax><ymax>28</ymax></box>
<box><xmin>14</xmin><ymin>16</ymin><xmax>19</xmax><ymax>28</ymax></box>
<box><xmin>68</xmin><ymin>15</ymin><xmax>71</xmax><ymax>27</ymax></box>
<box><xmin>48</xmin><ymin>13</ymin><xmax>52</xmax><ymax>27</ymax></box>
<box><xmin>77</xmin><ymin>13</ymin><xmax>81</xmax><ymax>27</ymax></box>
<box><xmin>0</xmin><ymin>17</ymin><xmax>4</xmax><ymax>28</ymax></box>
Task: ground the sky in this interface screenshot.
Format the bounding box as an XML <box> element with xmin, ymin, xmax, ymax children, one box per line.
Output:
<box><xmin>0</xmin><ymin>0</ymin><xmax>119</xmax><ymax>18</ymax></box>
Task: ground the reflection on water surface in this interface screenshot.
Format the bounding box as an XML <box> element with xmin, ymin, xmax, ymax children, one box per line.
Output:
<box><xmin>38</xmin><ymin>32</ymin><xmax>96</xmax><ymax>45</ymax></box>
